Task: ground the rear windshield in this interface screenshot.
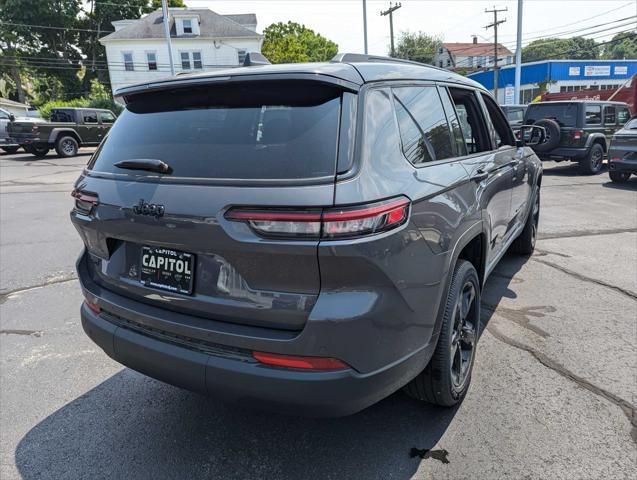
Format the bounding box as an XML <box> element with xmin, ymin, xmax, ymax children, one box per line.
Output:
<box><xmin>525</xmin><ymin>103</ymin><xmax>578</xmax><ymax>127</ymax></box>
<box><xmin>89</xmin><ymin>82</ymin><xmax>342</xmax><ymax>180</ymax></box>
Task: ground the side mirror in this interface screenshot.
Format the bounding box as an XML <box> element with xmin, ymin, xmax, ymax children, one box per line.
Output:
<box><xmin>9</xmin><ymin>113</ymin><xmax>15</xmax><ymax>122</ymax></box>
<box><xmin>517</xmin><ymin>125</ymin><xmax>546</xmax><ymax>147</ymax></box>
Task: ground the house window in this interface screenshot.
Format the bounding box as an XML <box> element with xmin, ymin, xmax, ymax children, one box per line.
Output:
<box><xmin>438</xmin><ymin>47</ymin><xmax>443</xmax><ymax>54</ymax></box>
<box><xmin>147</xmin><ymin>52</ymin><xmax>157</xmax><ymax>71</ymax></box>
<box><xmin>192</xmin><ymin>51</ymin><xmax>202</xmax><ymax>69</ymax></box>
<box><xmin>439</xmin><ymin>60</ymin><xmax>443</xmax><ymax>67</ymax></box>
<box><xmin>181</xmin><ymin>52</ymin><xmax>191</xmax><ymax>70</ymax></box>
<box><xmin>123</xmin><ymin>52</ymin><xmax>134</xmax><ymax>71</ymax></box>
<box><xmin>446</xmin><ymin>58</ymin><xmax>451</xmax><ymax>67</ymax></box>
<box><xmin>238</xmin><ymin>49</ymin><xmax>247</xmax><ymax>65</ymax></box>
<box><xmin>182</xmin><ymin>19</ymin><xmax>192</xmax><ymax>34</ymax></box>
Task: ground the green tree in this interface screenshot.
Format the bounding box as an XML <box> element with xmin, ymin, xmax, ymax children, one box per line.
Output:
<box><xmin>151</xmin><ymin>0</ymin><xmax>185</xmax><ymax>8</ymax></box>
<box><xmin>262</xmin><ymin>21</ymin><xmax>338</xmax><ymax>64</ymax></box>
<box><xmin>392</xmin><ymin>31</ymin><xmax>442</xmax><ymax>65</ymax></box>
<box><xmin>522</xmin><ymin>36</ymin><xmax>599</xmax><ymax>63</ymax></box>
<box><xmin>603</xmin><ymin>32</ymin><xmax>637</xmax><ymax>59</ymax></box>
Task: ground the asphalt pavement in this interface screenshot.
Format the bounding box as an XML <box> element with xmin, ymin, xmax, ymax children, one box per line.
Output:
<box><xmin>1</xmin><ymin>148</ymin><xmax>636</xmax><ymax>479</ymax></box>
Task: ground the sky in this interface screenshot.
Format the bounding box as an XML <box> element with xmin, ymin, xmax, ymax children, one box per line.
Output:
<box><xmin>179</xmin><ymin>0</ymin><xmax>637</xmax><ymax>55</ymax></box>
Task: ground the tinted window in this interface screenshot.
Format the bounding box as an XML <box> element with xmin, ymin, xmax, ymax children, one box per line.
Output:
<box><xmin>480</xmin><ymin>93</ymin><xmax>515</xmax><ymax>148</ymax></box>
<box><xmin>392</xmin><ymin>86</ymin><xmax>454</xmax><ymax>165</ymax></box>
<box><xmin>504</xmin><ymin>107</ymin><xmax>525</xmax><ymax>122</ymax></box>
<box><xmin>89</xmin><ymin>82</ymin><xmax>341</xmax><ymax>180</ymax></box>
<box><xmin>525</xmin><ymin>103</ymin><xmax>578</xmax><ymax>127</ymax></box>
<box><xmin>618</xmin><ymin>107</ymin><xmax>630</xmax><ymax>124</ymax></box>
<box><xmin>99</xmin><ymin>111</ymin><xmax>116</xmax><ymax>124</ymax></box>
<box><xmin>83</xmin><ymin>111</ymin><xmax>98</xmax><ymax>123</ymax></box>
<box><xmin>439</xmin><ymin>88</ymin><xmax>467</xmax><ymax>157</ymax></box>
<box><xmin>448</xmin><ymin>88</ymin><xmax>490</xmax><ymax>154</ymax></box>
<box><xmin>51</xmin><ymin>109</ymin><xmax>74</xmax><ymax>122</ymax></box>
<box><xmin>603</xmin><ymin>106</ymin><xmax>616</xmax><ymax>124</ymax></box>
<box><xmin>585</xmin><ymin>105</ymin><xmax>601</xmax><ymax>124</ymax></box>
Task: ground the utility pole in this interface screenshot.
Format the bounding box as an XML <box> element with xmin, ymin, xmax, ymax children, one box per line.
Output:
<box><xmin>161</xmin><ymin>0</ymin><xmax>175</xmax><ymax>76</ymax></box>
<box><xmin>380</xmin><ymin>2</ymin><xmax>402</xmax><ymax>57</ymax></box>
<box><xmin>514</xmin><ymin>0</ymin><xmax>523</xmax><ymax>104</ymax></box>
<box><xmin>363</xmin><ymin>0</ymin><xmax>368</xmax><ymax>54</ymax></box>
<box><xmin>485</xmin><ymin>6</ymin><xmax>507</xmax><ymax>101</ymax></box>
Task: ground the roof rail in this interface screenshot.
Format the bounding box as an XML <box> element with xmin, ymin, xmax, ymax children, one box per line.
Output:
<box><xmin>243</xmin><ymin>52</ymin><xmax>271</xmax><ymax>67</ymax></box>
<box><xmin>330</xmin><ymin>53</ymin><xmax>433</xmax><ymax>68</ymax></box>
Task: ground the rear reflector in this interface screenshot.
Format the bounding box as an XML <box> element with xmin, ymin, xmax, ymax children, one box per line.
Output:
<box><xmin>253</xmin><ymin>351</ymin><xmax>348</xmax><ymax>370</ymax></box>
<box><xmin>83</xmin><ymin>299</ymin><xmax>101</xmax><ymax>314</ymax></box>
<box><xmin>573</xmin><ymin>130</ymin><xmax>583</xmax><ymax>140</ymax></box>
<box><xmin>71</xmin><ymin>189</ymin><xmax>99</xmax><ymax>215</ymax></box>
<box><xmin>225</xmin><ymin>196</ymin><xmax>410</xmax><ymax>239</ymax></box>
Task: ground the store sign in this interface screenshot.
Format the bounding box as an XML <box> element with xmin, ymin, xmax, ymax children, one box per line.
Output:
<box><xmin>504</xmin><ymin>85</ymin><xmax>515</xmax><ymax>105</ymax></box>
<box><xmin>615</xmin><ymin>66</ymin><xmax>628</xmax><ymax>75</ymax></box>
<box><xmin>568</xmin><ymin>67</ymin><xmax>580</xmax><ymax>76</ymax></box>
<box><xmin>584</xmin><ymin>65</ymin><xmax>611</xmax><ymax>77</ymax></box>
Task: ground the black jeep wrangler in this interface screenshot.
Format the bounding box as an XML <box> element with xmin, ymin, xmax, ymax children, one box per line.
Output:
<box><xmin>524</xmin><ymin>100</ymin><xmax>631</xmax><ymax>174</ymax></box>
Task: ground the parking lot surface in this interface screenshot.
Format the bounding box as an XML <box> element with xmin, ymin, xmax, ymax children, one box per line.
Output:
<box><xmin>1</xmin><ymin>149</ymin><xmax>636</xmax><ymax>479</ymax></box>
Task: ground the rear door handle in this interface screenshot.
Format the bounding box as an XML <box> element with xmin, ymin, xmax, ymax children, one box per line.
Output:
<box><xmin>471</xmin><ymin>169</ymin><xmax>489</xmax><ymax>182</ymax></box>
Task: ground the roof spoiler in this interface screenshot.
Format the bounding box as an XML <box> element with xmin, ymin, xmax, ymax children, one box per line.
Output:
<box><xmin>331</xmin><ymin>52</ymin><xmax>436</xmax><ymax>69</ymax></box>
<box><xmin>243</xmin><ymin>52</ymin><xmax>271</xmax><ymax>67</ymax></box>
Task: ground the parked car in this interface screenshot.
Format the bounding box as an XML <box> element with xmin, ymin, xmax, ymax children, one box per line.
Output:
<box><xmin>71</xmin><ymin>53</ymin><xmax>544</xmax><ymax>417</ymax></box>
<box><xmin>501</xmin><ymin>104</ymin><xmax>527</xmax><ymax>132</ymax></box>
<box><xmin>523</xmin><ymin>100</ymin><xmax>631</xmax><ymax>174</ymax></box>
<box><xmin>608</xmin><ymin>115</ymin><xmax>637</xmax><ymax>182</ymax></box>
<box><xmin>0</xmin><ymin>107</ymin><xmax>19</xmax><ymax>153</ymax></box>
<box><xmin>8</xmin><ymin>107</ymin><xmax>117</xmax><ymax>158</ymax></box>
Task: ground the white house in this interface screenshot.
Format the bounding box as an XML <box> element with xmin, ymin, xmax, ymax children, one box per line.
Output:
<box><xmin>99</xmin><ymin>8</ymin><xmax>263</xmax><ymax>94</ymax></box>
<box><xmin>433</xmin><ymin>37</ymin><xmax>513</xmax><ymax>71</ymax></box>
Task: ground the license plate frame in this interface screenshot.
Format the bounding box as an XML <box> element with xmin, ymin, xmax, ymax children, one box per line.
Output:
<box><xmin>139</xmin><ymin>246</ymin><xmax>195</xmax><ymax>295</ymax></box>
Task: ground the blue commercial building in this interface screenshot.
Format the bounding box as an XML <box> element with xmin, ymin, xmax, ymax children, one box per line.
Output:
<box><xmin>468</xmin><ymin>59</ymin><xmax>637</xmax><ymax>104</ymax></box>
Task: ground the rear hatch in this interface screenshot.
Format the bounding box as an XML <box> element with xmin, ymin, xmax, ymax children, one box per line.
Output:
<box><xmin>7</xmin><ymin>120</ymin><xmax>41</xmax><ymax>138</ymax></box>
<box><xmin>72</xmin><ymin>80</ymin><xmax>346</xmax><ymax>331</ymax></box>
<box><xmin>525</xmin><ymin>103</ymin><xmax>579</xmax><ymax>147</ymax></box>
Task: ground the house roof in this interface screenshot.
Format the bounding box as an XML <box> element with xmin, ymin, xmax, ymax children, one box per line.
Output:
<box><xmin>0</xmin><ymin>97</ymin><xmax>29</xmax><ymax>108</ymax></box>
<box><xmin>224</xmin><ymin>14</ymin><xmax>257</xmax><ymax>26</ymax></box>
<box><xmin>442</xmin><ymin>42</ymin><xmax>512</xmax><ymax>57</ymax></box>
<box><xmin>100</xmin><ymin>8</ymin><xmax>261</xmax><ymax>42</ymax></box>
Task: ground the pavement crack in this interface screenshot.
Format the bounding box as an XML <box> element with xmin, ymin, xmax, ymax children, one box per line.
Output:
<box><xmin>0</xmin><ymin>276</ymin><xmax>78</xmax><ymax>304</ymax></box>
<box><xmin>538</xmin><ymin>227</ymin><xmax>636</xmax><ymax>241</ymax></box>
<box><xmin>486</xmin><ymin>322</ymin><xmax>637</xmax><ymax>445</ymax></box>
<box><xmin>482</xmin><ymin>303</ymin><xmax>553</xmax><ymax>338</ymax></box>
<box><xmin>0</xmin><ymin>329</ymin><xmax>42</xmax><ymax>337</ymax></box>
<box><xmin>531</xmin><ymin>257</ymin><xmax>637</xmax><ymax>300</ymax></box>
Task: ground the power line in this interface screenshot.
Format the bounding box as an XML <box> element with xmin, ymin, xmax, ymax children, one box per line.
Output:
<box><xmin>0</xmin><ymin>21</ymin><xmax>115</xmax><ymax>34</ymax></box>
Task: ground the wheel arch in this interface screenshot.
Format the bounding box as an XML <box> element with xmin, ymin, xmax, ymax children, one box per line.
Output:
<box><xmin>48</xmin><ymin>128</ymin><xmax>81</xmax><ymax>145</ymax></box>
<box><xmin>585</xmin><ymin>133</ymin><xmax>607</xmax><ymax>152</ymax></box>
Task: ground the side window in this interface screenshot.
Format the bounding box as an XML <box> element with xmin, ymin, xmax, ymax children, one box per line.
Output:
<box><xmin>480</xmin><ymin>93</ymin><xmax>515</xmax><ymax>148</ymax></box>
<box><xmin>392</xmin><ymin>86</ymin><xmax>454</xmax><ymax>165</ymax></box>
<box><xmin>51</xmin><ymin>109</ymin><xmax>74</xmax><ymax>122</ymax></box>
<box><xmin>448</xmin><ymin>88</ymin><xmax>490</xmax><ymax>154</ymax></box>
<box><xmin>585</xmin><ymin>105</ymin><xmax>602</xmax><ymax>124</ymax></box>
<box><xmin>0</xmin><ymin>110</ymin><xmax>9</xmax><ymax>120</ymax></box>
<box><xmin>83</xmin><ymin>111</ymin><xmax>98</xmax><ymax>124</ymax></box>
<box><xmin>603</xmin><ymin>106</ymin><xmax>616</xmax><ymax>125</ymax></box>
<box><xmin>438</xmin><ymin>87</ymin><xmax>467</xmax><ymax>156</ymax></box>
<box><xmin>618</xmin><ymin>107</ymin><xmax>630</xmax><ymax>124</ymax></box>
<box><xmin>99</xmin><ymin>111</ymin><xmax>116</xmax><ymax>124</ymax></box>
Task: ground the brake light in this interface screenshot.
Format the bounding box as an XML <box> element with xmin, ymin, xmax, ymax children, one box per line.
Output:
<box><xmin>71</xmin><ymin>189</ymin><xmax>99</xmax><ymax>214</ymax></box>
<box><xmin>253</xmin><ymin>351</ymin><xmax>348</xmax><ymax>370</ymax></box>
<box><xmin>31</xmin><ymin>124</ymin><xmax>39</xmax><ymax>133</ymax></box>
<box><xmin>83</xmin><ymin>299</ymin><xmax>100</xmax><ymax>314</ymax></box>
<box><xmin>225</xmin><ymin>197</ymin><xmax>410</xmax><ymax>239</ymax></box>
<box><xmin>573</xmin><ymin>130</ymin><xmax>583</xmax><ymax>140</ymax></box>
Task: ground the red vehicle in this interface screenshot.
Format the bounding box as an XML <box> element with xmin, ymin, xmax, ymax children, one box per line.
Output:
<box><xmin>539</xmin><ymin>74</ymin><xmax>636</xmax><ymax>113</ymax></box>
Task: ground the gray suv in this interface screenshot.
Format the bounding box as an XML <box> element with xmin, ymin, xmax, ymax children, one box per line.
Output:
<box><xmin>71</xmin><ymin>54</ymin><xmax>543</xmax><ymax>417</ymax></box>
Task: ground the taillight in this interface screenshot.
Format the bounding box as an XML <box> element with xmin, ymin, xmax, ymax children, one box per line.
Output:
<box><xmin>83</xmin><ymin>298</ymin><xmax>100</xmax><ymax>314</ymax></box>
<box><xmin>225</xmin><ymin>196</ymin><xmax>410</xmax><ymax>240</ymax></box>
<box><xmin>253</xmin><ymin>351</ymin><xmax>348</xmax><ymax>370</ymax></box>
<box><xmin>573</xmin><ymin>130</ymin><xmax>583</xmax><ymax>140</ymax></box>
<box><xmin>71</xmin><ymin>189</ymin><xmax>99</xmax><ymax>214</ymax></box>
<box><xmin>31</xmin><ymin>124</ymin><xmax>39</xmax><ymax>133</ymax></box>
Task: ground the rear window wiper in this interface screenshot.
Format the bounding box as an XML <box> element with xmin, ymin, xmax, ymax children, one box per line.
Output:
<box><xmin>113</xmin><ymin>159</ymin><xmax>172</xmax><ymax>174</ymax></box>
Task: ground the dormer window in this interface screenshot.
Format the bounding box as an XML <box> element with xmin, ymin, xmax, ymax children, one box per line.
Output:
<box><xmin>182</xmin><ymin>18</ymin><xmax>192</xmax><ymax>34</ymax></box>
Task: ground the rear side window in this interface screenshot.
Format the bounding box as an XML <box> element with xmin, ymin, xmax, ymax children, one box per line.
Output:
<box><xmin>480</xmin><ymin>93</ymin><xmax>515</xmax><ymax>148</ymax></box>
<box><xmin>392</xmin><ymin>86</ymin><xmax>454</xmax><ymax>165</ymax></box>
<box><xmin>89</xmin><ymin>82</ymin><xmax>342</xmax><ymax>180</ymax></box>
<box><xmin>618</xmin><ymin>107</ymin><xmax>630</xmax><ymax>124</ymax></box>
<box><xmin>603</xmin><ymin>106</ymin><xmax>616</xmax><ymax>125</ymax></box>
<box><xmin>51</xmin><ymin>109</ymin><xmax>74</xmax><ymax>122</ymax></box>
<box><xmin>525</xmin><ymin>103</ymin><xmax>578</xmax><ymax>127</ymax></box>
<box><xmin>585</xmin><ymin>105</ymin><xmax>601</xmax><ymax>124</ymax></box>
<box><xmin>448</xmin><ymin>88</ymin><xmax>490</xmax><ymax>154</ymax></box>
<box><xmin>83</xmin><ymin>111</ymin><xmax>98</xmax><ymax>123</ymax></box>
<box><xmin>99</xmin><ymin>111</ymin><xmax>116</xmax><ymax>124</ymax></box>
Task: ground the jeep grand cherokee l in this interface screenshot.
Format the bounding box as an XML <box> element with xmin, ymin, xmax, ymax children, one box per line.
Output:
<box><xmin>71</xmin><ymin>54</ymin><xmax>543</xmax><ymax>417</ymax></box>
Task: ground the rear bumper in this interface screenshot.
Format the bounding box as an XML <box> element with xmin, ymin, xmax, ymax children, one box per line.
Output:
<box><xmin>537</xmin><ymin>147</ymin><xmax>588</xmax><ymax>160</ymax></box>
<box><xmin>77</xmin><ymin>252</ymin><xmax>438</xmax><ymax>417</ymax></box>
<box><xmin>608</xmin><ymin>158</ymin><xmax>637</xmax><ymax>174</ymax></box>
<box><xmin>10</xmin><ymin>133</ymin><xmax>40</xmax><ymax>145</ymax></box>
<box><xmin>81</xmin><ymin>303</ymin><xmax>435</xmax><ymax>417</ymax></box>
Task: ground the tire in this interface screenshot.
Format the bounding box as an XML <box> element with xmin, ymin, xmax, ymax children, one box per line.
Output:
<box><xmin>27</xmin><ymin>145</ymin><xmax>50</xmax><ymax>157</ymax></box>
<box><xmin>512</xmin><ymin>187</ymin><xmax>540</xmax><ymax>255</ymax></box>
<box><xmin>579</xmin><ymin>143</ymin><xmax>604</xmax><ymax>175</ymax></box>
<box><xmin>530</xmin><ymin>119</ymin><xmax>561</xmax><ymax>153</ymax></box>
<box><xmin>404</xmin><ymin>259</ymin><xmax>480</xmax><ymax>407</ymax></box>
<box><xmin>1</xmin><ymin>146</ymin><xmax>19</xmax><ymax>154</ymax></box>
<box><xmin>55</xmin><ymin>135</ymin><xmax>79</xmax><ymax>158</ymax></box>
<box><xmin>609</xmin><ymin>171</ymin><xmax>631</xmax><ymax>183</ymax></box>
